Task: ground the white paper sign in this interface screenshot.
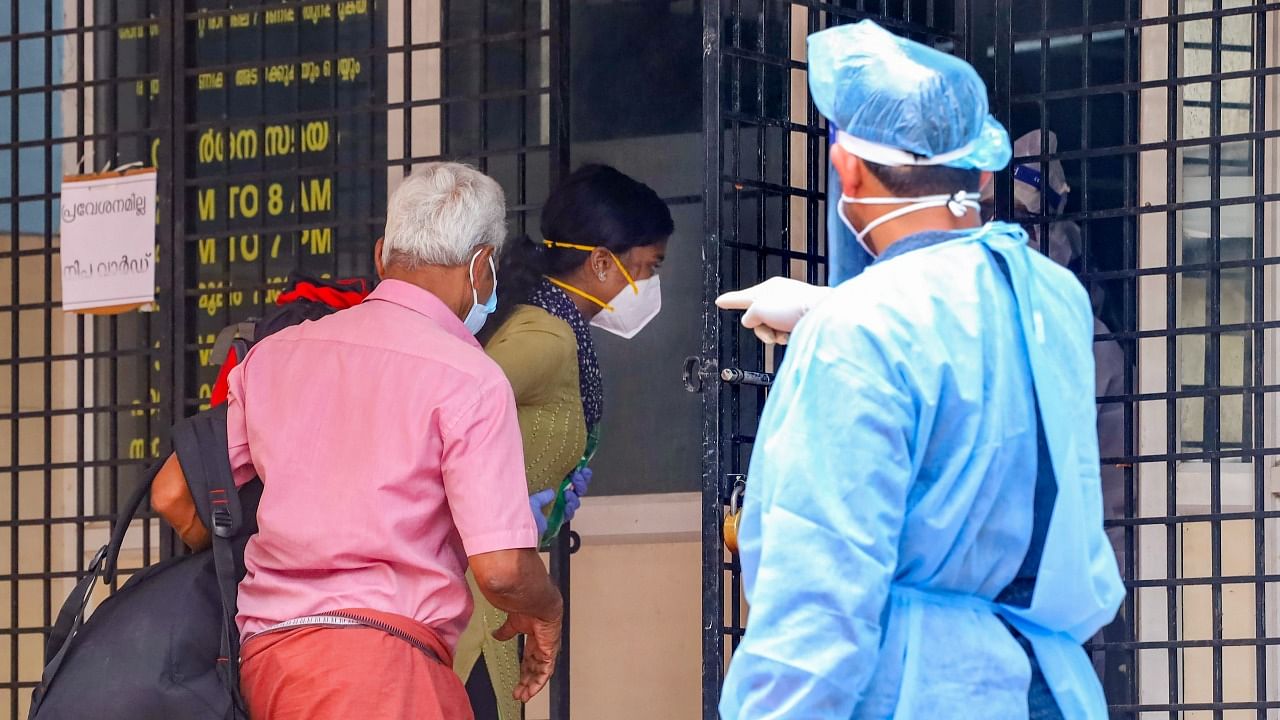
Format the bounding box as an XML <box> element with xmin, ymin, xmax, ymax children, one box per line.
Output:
<box><xmin>59</xmin><ymin>169</ymin><xmax>157</xmax><ymax>312</ymax></box>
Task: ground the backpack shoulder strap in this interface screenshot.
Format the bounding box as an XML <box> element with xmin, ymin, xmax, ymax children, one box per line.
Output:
<box><xmin>171</xmin><ymin>405</ymin><xmax>248</xmax><ymax>716</ymax></box>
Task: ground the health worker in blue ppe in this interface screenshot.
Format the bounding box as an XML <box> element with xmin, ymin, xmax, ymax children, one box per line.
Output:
<box><xmin>714</xmin><ymin>20</ymin><xmax>1124</xmax><ymax>720</ymax></box>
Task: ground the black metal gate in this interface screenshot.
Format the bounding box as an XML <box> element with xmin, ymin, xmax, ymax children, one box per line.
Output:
<box><xmin>701</xmin><ymin>0</ymin><xmax>1280</xmax><ymax>717</ymax></box>
<box><xmin>2</xmin><ymin>1</ymin><xmax>568</xmax><ymax>716</ymax></box>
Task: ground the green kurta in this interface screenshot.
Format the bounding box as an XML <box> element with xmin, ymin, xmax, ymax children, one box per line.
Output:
<box><xmin>453</xmin><ymin>304</ymin><xmax>587</xmax><ymax>719</ymax></box>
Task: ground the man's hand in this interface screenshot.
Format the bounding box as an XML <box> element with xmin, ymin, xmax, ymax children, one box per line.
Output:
<box><xmin>715</xmin><ymin>277</ymin><xmax>833</xmax><ymax>345</ymax></box>
<box><xmin>469</xmin><ymin>548</ymin><xmax>564</xmax><ymax>703</ymax></box>
<box><xmin>494</xmin><ymin>605</ymin><xmax>563</xmax><ymax>702</ymax></box>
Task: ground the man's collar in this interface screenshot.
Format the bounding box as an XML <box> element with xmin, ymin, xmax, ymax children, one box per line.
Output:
<box><xmin>875</xmin><ymin>228</ymin><xmax>977</xmax><ymax>264</ymax></box>
<box><xmin>365</xmin><ymin>279</ymin><xmax>479</xmax><ymax>347</ymax></box>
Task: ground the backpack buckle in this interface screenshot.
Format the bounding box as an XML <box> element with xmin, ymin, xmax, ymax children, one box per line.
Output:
<box><xmin>212</xmin><ymin>506</ymin><xmax>235</xmax><ymax>538</ymax></box>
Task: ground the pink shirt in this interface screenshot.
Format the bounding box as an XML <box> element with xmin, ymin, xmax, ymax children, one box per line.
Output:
<box><xmin>226</xmin><ymin>279</ymin><xmax>537</xmax><ymax>647</ymax></box>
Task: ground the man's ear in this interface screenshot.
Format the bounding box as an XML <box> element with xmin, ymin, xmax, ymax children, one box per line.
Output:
<box><xmin>374</xmin><ymin>237</ymin><xmax>386</xmax><ymax>278</ymax></box>
<box><xmin>830</xmin><ymin>144</ymin><xmax>867</xmax><ymax>198</ymax></box>
<box><xmin>979</xmin><ymin>171</ymin><xmax>994</xmax><ymax>193</ymax></box>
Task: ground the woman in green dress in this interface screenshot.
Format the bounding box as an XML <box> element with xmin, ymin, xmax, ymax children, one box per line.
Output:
<box><xmin>455</xmin><ymin>164</ymin><xmax>673</xmax><ymax>719</ymax></box>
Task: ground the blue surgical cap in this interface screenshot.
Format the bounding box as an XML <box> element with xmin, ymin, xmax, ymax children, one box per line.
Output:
<box><xmin>808</xmin><ymin>20</ymin><xmax>1011</xmax><ymax>172</ymax></box>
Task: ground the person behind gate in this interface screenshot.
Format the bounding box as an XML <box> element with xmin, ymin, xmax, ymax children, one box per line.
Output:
<box><xmin>715</xmin><ymin>20</ymin><xmax>1124</xmax><ymax>719</ymax></box>
<box><xmin>155</xmin><ymin>162</ymin><xmax>563</xmax><ymax>720</ymax></box>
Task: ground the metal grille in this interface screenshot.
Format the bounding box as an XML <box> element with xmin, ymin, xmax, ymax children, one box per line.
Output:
<box><xmin>1</xmin><ymin>2</ymin><xmax>174</xmax><ymax>714</ymax></box>
<box><xmin>1</xmin><ymin>1</ymin><xmax>569</xmax><ymax>717</ymax></box>
<box><xmin>702</xmin><ymin>0</ymin><xmax>1280</xmax><ymax>717</ymax></box>
<box><xmin>996</xmin><ymin>0</ymin><xmax>1280</xmax><ymax>715</ymax></box>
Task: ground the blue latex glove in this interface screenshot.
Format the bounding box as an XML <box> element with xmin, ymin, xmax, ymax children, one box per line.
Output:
<box><xmin>529</xmin><ymin>488</ymin><xmax>556</xmax><ymax>537</ymax></box>
<box><xmin>562</xmin><ymin>468</ymin><xmax>592</xmax><ymax>522</ymax></box>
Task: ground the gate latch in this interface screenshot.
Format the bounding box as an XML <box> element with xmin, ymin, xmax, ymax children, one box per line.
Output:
<box><xmin>683</xmin><ymin>355</ymin><xmax>718</xmax><ymax>393</ymax></box>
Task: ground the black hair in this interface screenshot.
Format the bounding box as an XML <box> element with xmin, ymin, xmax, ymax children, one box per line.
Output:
<box><xmin>482</xmin><ymin>164</ymin><xmax>674</xmax><ymax>339</ymax></box>
<box><xmin>862</xmin><ymin>160</ymin><xmax>983</xmax><ymax>197</ymax></box>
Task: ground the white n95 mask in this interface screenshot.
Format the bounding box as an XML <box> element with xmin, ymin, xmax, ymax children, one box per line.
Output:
<box><xmin>591</xmin><ymin>274</ymin><xmax>661</xmax><ymax>339</ymax></box>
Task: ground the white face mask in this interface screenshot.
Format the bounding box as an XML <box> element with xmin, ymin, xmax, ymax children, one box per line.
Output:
<box><xmin>837</xmin><ymin>190</ymin><xmax>982</xmax><ymax>257</ymax></box>
<box><xmin>590</xmin><ymin>274</ymin><xmax>661</xmax><ymax>339</ymax></box>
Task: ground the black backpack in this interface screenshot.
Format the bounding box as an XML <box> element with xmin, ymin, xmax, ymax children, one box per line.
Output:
<box><xmin>28</xmin><ymin>273</ymin><xmax>372</xmax><ymax>720</ymax></box>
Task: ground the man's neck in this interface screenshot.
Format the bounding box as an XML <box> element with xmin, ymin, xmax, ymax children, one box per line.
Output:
<box><xmin>865</xmin><ymin>207</ymin><xmax>982</xmax><ymax>256</ymax></box>
<box><xmin>382</xmin><ymin>266</ymin><xmax>469</xmax><ymax>319</ymax></box>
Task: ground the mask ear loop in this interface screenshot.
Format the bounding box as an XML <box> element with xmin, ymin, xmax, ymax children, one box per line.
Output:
<box><xmin>607</xmin><ymin>252</ymin><xmax>639</xmax><ymax>294</ymax></box>
<box><xmin>544</xmin><ymin>239</ymin><xmax>639</xmax><ymax>293</ymax></box>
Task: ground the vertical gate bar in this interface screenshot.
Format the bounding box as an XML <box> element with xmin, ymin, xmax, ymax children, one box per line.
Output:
<box><xmin>1251</xmin><ymin>6</ymin><xmax>1268</xmax><ymax>716</ymax></box>
<box><xmin>41</xmin><ymin>0</ymin><xmax>56</xmax><ymax>650</ymax></box>
<box><xmin>547</xmin><ymin>1</ymin><xmax>572</xmax><ymax>715</ymax></box>
<box><xmin>104</xmin><ymin>0</ymin><xmax>122</xmax><ymax>591</ymax></box>
<box><xmin>702</xmin><ymin>0</ymin><xmax>725</xmax><ymax>716</ymax></box>
<box><xmin>157</xmin><ymin>0</ymin><xmax>183</xmax><ymax>569</ymax></box>
<box><xmin>992</xmin><ymin>0</ymin><xmax>1011</xmax><ymax>221</ymax></box>
<box><xmin>478</xmin><ymin>1</ymin><xmax>489</xmax><ymax>175</ymax></box>
<box><xmin>8</xmin><ymin>1</ymin><xmax>19</xmax><ymax>711</ymax></box>
<box><xmin>401</xmin><ymin>0</ymin><xmax>412</xmax><ymax>174</ymax></box>
<box><xmin>1121</xmin><ymin>1</ymin><xmax>1139</xmax><ymax>711</ymax></box>
<box><xmin>74</xmin><ymin>0</ymin><xmax>88</xmax><ymax>609</ymax></box>
<box><xmin>1206</xmin><ymin>4</ymin><xmax>1224</xmax><ymax>716</ymax></box>
<box><xmin>1165</xmin><ymin>3</ymin><xmax>1181</xmax><ymax>714</ymax></box>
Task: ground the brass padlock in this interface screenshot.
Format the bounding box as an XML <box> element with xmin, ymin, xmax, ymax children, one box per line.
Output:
<box><xmin>723</xmin><ymin>480</ymin><xmax>745</xmax><ymax>554</ymax></box>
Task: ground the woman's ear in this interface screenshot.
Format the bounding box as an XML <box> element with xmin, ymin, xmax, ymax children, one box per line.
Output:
<box><xmin>589</xmin><ymin>246</ymin><xmax>613</xmax><ymax>282</ymax></box>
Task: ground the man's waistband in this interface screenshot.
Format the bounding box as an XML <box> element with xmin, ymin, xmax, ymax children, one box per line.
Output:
<box><xmin>245</xmin><ymin>608</ymin><xmax>453</xmax><ymax>666</ymax></box>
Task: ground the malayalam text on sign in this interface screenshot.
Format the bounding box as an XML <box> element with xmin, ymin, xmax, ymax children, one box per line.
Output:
<box><xmin>58</xmin><ymin>168</ymin><xmax>157</xmax><ymax>312</ymax></box>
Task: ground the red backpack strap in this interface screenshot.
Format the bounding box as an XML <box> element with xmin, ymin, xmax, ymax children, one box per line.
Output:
<box><xmin>209</xmin><ymin>328</ymin><xmax>254</xmax><ymax>408</ymax></box>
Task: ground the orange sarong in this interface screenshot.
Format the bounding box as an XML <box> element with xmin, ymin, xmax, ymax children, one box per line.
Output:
<box><xmin>240</xmin><ymin>608</ymin><xmax>474</xmax><ymax>720</ymax></box>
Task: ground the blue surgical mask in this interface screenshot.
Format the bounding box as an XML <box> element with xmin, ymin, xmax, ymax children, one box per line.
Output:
<box><xmin>463</xmin><ymin>250</ymin><xmax>498</xmax><ymax>335</ymax></box>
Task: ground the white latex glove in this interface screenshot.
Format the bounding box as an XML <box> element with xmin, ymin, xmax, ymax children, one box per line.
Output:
<box><xmin>715</xmin><ymin>277</ymin><xmax>833</xmax><ymax>345</ymax></box>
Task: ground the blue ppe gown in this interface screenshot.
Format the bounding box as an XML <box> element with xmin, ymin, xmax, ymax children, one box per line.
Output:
<box><xmin>719</xmin><ymin>222</ymin><xmax>1125</xmax><ymax>720</ymax></box>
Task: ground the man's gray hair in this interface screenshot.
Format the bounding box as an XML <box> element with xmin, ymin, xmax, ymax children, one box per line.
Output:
<box><xmin>383</xmin><ymin>163</ymin><xmax>507</xmax><ymax>269</ymax></box>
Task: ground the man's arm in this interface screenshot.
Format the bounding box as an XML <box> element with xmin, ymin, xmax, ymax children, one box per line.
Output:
<box><xmin>719</xmin><ymin>313</ymin><xmax>915</xmax><ymax>719</ymax></box>
<box><xmin>468</xmin><ymin>548</ymin><xmax>563</xmax><ymax>702</ymax></box>
<box><xmin>440</xmin><ymin>376</ymin><xmax>559</xmax><ymax>701</ymax></box>
<box><xmin>151</xmin><ymin>453</ymin><xmax>211</xmax><ymax>551</ymax></box>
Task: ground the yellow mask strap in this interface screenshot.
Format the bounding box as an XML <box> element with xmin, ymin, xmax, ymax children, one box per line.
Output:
<box><xmin>543</xmin><ymin>240</ymin><xmax>639</xmax><ymax>294</ymax></box>
<box><xmin>546</xmin><ymin>276</ymin><xmax>615</xmax><ymax>312</ymax></box>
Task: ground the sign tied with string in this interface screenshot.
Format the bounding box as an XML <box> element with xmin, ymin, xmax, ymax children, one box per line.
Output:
<box><xmin>58</xmin><ymin>167</ymin><xmax>157</xmax><ymax>313</ymax></box>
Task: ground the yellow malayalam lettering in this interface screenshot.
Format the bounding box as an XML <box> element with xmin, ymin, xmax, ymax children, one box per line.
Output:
<box><xmin>302</xmin><ymin>4</ymin><xmax>333</xmax><ymax>24</ymax></box>
<box><xmin>266</xmin><ymin>64</ymin><xmax>296</xmax><ymax>87</ymax></box>
<box><xmin>235</xmin><ymin>67</ymin><xmax>259</xmax><ymax>87</ymax></box>
<box><xmin>264</xmin><ymin>124</ymin><xmax>294</xmax><ymax>156</ymax></box>
<box><xmin>198</xmin><ymin>128</ymin><xmax>225</xmax><ymax>164</ymax></box>
<box><xmin>229</xmin><ymin>12</ymin><xmax>252</xmax><ymax>28</ymax></box>
<box><xmin>265</xmin><ymin>8</ymin><xmax>296</xmax><ymax>24</ymax></box>
<box><xmin>229</xmin><ymin>128</ymin><xmax>258</xmax><ymax>160</ymax></box>
<box><xmin>198</xmin><ymin>71</ymin><xmax>224</xmax><ymax>90</ymax></box>
<box><xmin>337</xmin><ymin>57</ymin><xmax>362</xmax><ymax>82</ymax></box>
<box><xmin>337</xmin><ymin>0</ymin><xmax>369</xmax><ymax>22</ymax></box>
<box><xmin>301</xmin><ymin>121</ymin><xmax>330</xmax><ymax>152</ymax></box>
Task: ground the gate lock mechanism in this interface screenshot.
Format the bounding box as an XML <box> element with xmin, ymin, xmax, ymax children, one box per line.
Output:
<box><xmin>722</xmin><ymin>474</ymin><xmax>747</xmax><ymax>554</ymax></box>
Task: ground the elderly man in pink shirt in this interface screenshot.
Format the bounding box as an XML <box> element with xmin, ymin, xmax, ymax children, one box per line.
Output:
<box><xmin>157</xmin><ymin>162</ymin><xmax>561</xmax><ymax>720</ymax></box>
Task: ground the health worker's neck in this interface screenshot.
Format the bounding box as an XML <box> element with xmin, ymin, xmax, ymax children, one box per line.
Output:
<box><xmin>865</xmin><ymin>207</ymin><xmax>982</xmax><ymax>257</ymax></box>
